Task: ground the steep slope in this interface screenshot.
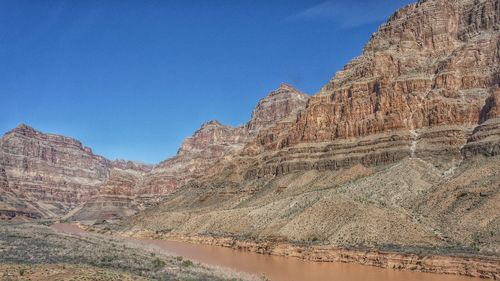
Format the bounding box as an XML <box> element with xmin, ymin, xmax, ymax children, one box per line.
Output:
<box><xmin>65</xmin><ymin>161</ymin><xmax>153</xmax><ymax>224</ymax></box>
<box><xmin>137</xmin><ymin>84</ymin><xmax>310</xmax><ymax>196</ymax></box>
<box><xmin>247</xmin><ymin>83</ymin><xmax>309</xmax><ymax>131</ymax></box>
<box><xmin>0</xmin><ymin>84</ymin><xmax>310</xmax><ymax>221</ymax></box>
<box><xmin>252</xmin><ymin>0</ymin><xmax>499</xmax><ymax>172</ymax></box>
<box><xmin>114</xmin><ymin>0</ymin><xmax>500</xmax><ymax>277</ymax></box>
<box><xmin>0</xmin><ymin>124</ymin><xmax>111</xmax><ymax>218</ymax></box>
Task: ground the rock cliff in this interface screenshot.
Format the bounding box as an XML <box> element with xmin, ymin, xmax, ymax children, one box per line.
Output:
<box><xmin>0</xmin><ymin>124</ymin><xmax>111</xmax><ymax>218</ymax></box>
<box><xmin>113</xmin><ymin>1</ymin><xmax>500</xmax><ymax>277</ymax></box>
<box><xmin>2</xmin><ymin>1</ymin><xmax>500</xmax><ymax>277</ymax></box>
<box><xmin>138</xmin><ymin>84</ymin><xmax>310</xmax><ymax>196</ymax></box>
<box><xmin>0</xmin><ymin>83</ymin><xmax>310</xmax><ymax>220</ymax></box>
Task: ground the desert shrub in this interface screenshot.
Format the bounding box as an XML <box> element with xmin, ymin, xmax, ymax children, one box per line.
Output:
<box><xmin>181</xmin><ymin>260</ymin><xmax>194</xmax><ymax>267</ymax></box>
<box><xmin>152</xmin><ymin>257</ymin><xmax>166</xmax><ymax>270</ymax></box>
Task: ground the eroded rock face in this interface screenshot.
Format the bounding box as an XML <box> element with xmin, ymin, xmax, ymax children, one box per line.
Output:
<box><xmin>0</xmin><ymin>124</ymin><xmax>111</xmax><ymax>217</ymax></box>
<box><xmin>139</xmin><ymin>121</ymin><xmax>250</xmax><ymax>196</ymax></box>
<box><xmin>247</xmin><ymin>84</ymin><xmax>309</xmax><ymax>131</ymax></box>
<box><xmin>258</xmin><ymin>0</ymin><xmax>499</xmax><ymax>149</ymax></box>
<box><xmin>0</xmin><ymin>83</ymin><xmax>310</xmax><ymax>220</ymax></box>
<box><xmin>139</xmin><ymin>85</ymin><xmax>310</xmax><ymax>196</ymax></box>
<box><xmin>115</xmin><ymin>0</ymin><xmax>500</xmax><ymax>271</ymax></box>
<box><xmin>237</xmin><ymin>0</ymin><xmax>500</xmax><ymax>175</ymax></box>
<box><xmin>3</xmin><ymin>0</ymin><xmax>499</xmax><ymax>234</ymax></box>
<box><xmin>66</xmin><ymin>164</ymin><xmax>152</xmax><ymax>223</ymax></box>
<box><xmin>0</xmin><ymin>167</ymin><xmax>7</xmax><ymax>190</ymax></box>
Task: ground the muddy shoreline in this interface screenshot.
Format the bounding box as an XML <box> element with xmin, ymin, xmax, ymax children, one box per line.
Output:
<box><xmin>116</xmin><ymin>230</ymin><xmax>500</xmax><ymax>280</ymax></box>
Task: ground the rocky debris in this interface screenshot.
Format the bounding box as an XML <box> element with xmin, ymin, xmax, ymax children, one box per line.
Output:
<box><xmin>463</xmin><ymin>117</ymin><xmax>500</xmax><ymax>157</ymax></box>
<box><xmin>0</xmin><ymin>167</ymin><xmax>8</xmax><ymax>190</ymax></box>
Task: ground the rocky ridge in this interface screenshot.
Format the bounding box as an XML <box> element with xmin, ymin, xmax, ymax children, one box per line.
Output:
<box><xmin>111</xmin><ymin>0</ymin><xmax>500</xmax><ymax>278</ymax></box>
<box><xmin>0</xmin><ymin>84</ymin><xmax>310</xmax><ymax>221</ymax></box>
<box><xmin>1</xmin><ymin>0</ymin><xmax>499</xmax><ymax>278</ymax></box>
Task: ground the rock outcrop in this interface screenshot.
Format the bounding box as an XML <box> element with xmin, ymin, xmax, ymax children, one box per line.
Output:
<box><xmin>138</xmin><ymin>84</ymin><xmax>310</xmax><ymax>196</ymax></box>
<box><xmin>113</xmin><ymin>1</ymin><xmax>500</xmax><ymax>279</ymax></box>
<box><xmin>0</xmin><ymin>124</ymin><xmax>111</xmax><ymax>218</ymax></box>
<box><xmin>247</xmin><ymin>83</ymin><xmax>309</xmax><ymax>131</ymax></box>
<box><xmin>0</xmin><ymin>83</ymin><xmax>310</xmax><ymax>220</ymax></box>
<box><xmin>2</xmin><ymin>2</ymin><xmax>500</xmax><ymax>278</ymax></box>
<box><xmin>275</xmin><ymin>0</ymin><xmax>499</xmax><ymax>147</ymax></box>
<box><xmin>243</xmin><ymin>0</ymin><xmax>500</xmax><ymax>173</ymax></box>
<box><xmin>66</xmin><ymin>162</ymin><xmax>153</xmax><ymax>224</ymax></box>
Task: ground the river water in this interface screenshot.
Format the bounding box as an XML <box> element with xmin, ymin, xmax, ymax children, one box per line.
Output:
<box><xmin>52</xmin><ymin>223</ymin><xmax>484</xmax><ymax>281</ymax></box>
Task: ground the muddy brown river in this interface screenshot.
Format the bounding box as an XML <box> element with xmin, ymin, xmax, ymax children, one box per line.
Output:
<box><xmin>52</xmin><ymin>223</ymin><xmax>484</xmax><ymax>281</ymax></box>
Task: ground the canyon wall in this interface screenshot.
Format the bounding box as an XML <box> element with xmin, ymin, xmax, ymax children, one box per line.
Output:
<box><xmin>0</xmin><ymin>84</ymin><xmax>310</xmax><ymax>221</ymax></box>
<box><xmin>114</xmin><ymin>0</ymin><xmax>500</xmax><ymax>274</ymax></box>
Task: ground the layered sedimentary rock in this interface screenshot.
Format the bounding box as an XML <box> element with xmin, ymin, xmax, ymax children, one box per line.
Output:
<box><xmin>2</xmin><ymin>2</ymin><xmax>500</xmax><ymax>278</ymax></box>
<box><xmin>247</xmin><ymin>83</ymin><xmax>309</xmax><ymax>131</ymax></box>
<box><xmin>139</xmin><ymin>85</ymin><xmax>310</xmax><ymax>196</ymax></box>
<box><xmin>114</xmin><ymin>1</ymin><xmax>500</xmax><ymax>278</ymax></box>
<box><xmin>280</xmin><ymin>0</ymin><xmax>498</xmax><ymax>145</ymax></box>
<box><xmin>463</xmin><ymin>89</ymin><xmax>500</xmax><ymax>158</ymax></box>
<box><xmin>244</xmin><ymin>0</ymin><xmax>500</xmax><ymax>174</ymax></box>
<box><xmin>0</xmin><ymin>124</ymin><xmax>111</xmax><ymax>218</ymax></box>
<box><xmin>0</xmin><ymin>84</ymin><xmax>310</xmax><ymax>220</ymax></box>
<box><xmin>67</xmin><ymin>162</ymin><xmax>153</xmax><ymax>224</ymax></box>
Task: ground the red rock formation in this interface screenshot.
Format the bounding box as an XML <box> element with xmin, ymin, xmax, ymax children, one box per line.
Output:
<box><xmin>67</xmin><ymin>164</ymin><xmax>152</xmax><ymax>223</ymax></box>
<box><xmin>247</xmin><ymin>83</ymin><xmax>309</xmax><ymax>131</ymax></box>
<box><xmin>256</xmin><ymin>0</ymin><xmax>499</xmax><ymax>149</ymax></box>
<box><xmin>3</xmin><ymin>0</ymin><xmax>499</xmax><ymax>226</ymax></box>
<box><xmin>0</xmin><ymin>124</ymin><xmax>111</xmax><ymax>217</ymax></box>
<box><xmin>238</xmin><ymin>0</ymin><xmax>499</xmax><ymax>176</ymax></box>
<box><xmin>139</xmin><ymin>84</ymin><xmax>310</xmax><ymax>195</ymax></box>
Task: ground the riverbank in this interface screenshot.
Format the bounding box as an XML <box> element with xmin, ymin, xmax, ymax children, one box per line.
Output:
<box><xmin>116</xmin><ymin>230</ymin><xmax>500</xmax><ymax>280</ymax></box>
<box><xmin>0</xmin><ymin>222</ymin><xmax>255</xmax><ymax>281</ymax></box>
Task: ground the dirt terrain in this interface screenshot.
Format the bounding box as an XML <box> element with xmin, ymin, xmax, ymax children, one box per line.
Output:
<box><xmin>0</xmin><ymin>222</ymin><xmax>253</xmax><ymax>281</ymax></box>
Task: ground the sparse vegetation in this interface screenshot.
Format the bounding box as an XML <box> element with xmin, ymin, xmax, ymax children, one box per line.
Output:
<box><xmin>152</xmin><ymin>257</ymin><xmax>165</xmax><ymax>270</ymax></box>
<box><xmin>182</xmin><ymin>260</ymin><xmax>194</xmax><ymax>267</ymax></box>
<box><xmin>0</xmin><ymin>222</ymin><xmax>256</xmax><ymax>281</ymax></box>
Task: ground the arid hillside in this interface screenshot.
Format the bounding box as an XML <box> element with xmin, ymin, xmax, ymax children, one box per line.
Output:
<box><xmin>113</xmin><ymin>0</ymin><xmax>500</xmax><ymax>266</ymax></box>
<box><xmin>0</xmin><ymin>0</ymin><xmax>498</xmax><ymax>265</ymax></box>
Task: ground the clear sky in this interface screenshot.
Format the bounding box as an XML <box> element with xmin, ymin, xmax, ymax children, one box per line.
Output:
<box><xmin>0</xmin><ymin>0</ymin><xmax>414</xmax><ymax>164</ymax></box>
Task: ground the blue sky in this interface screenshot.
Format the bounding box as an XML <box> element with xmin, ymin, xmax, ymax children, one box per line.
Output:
<box><xmin>0</xmin><ymin>0</ymin><xmax>414</xmax><ymax>163</ymax></box>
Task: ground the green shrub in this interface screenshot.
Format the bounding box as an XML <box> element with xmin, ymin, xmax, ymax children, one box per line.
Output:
<box><xmin>181</xmin><ymin>260</ymin><xmax>193</xmax><ymax>267</ymax></box>
<box><xmin>152</xmin><ymin>257</ymin><xmax>166</xmax><ymax>270</ymax></box>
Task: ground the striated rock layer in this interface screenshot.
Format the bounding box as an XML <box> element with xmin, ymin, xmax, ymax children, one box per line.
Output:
<box><xmin>0</xmin><ymin>83</ymin><xmax>310</xmax><ymax>221</ymax></box>
<box><xmin>2</xmin><ymin>0</ymin><xmax>500</xmax><ymax>277</ymax></box>
<box><xmin>138</xmin><ymin>84</ymin><xmax>310</xmax><ymax>196</ymax></box>
<box><xmin>66</xmin><ymin>163</ymin><xmax>153</xmax><ymax>224</ymax></box>
<box><xmin>0</xmin><ymin>124</ymin><xmax>111</xmax><ymax>218</ymax></box>
<box><xmin>113</xmin><ymin>0</ymin><xmax>500</xmax><ymax>278</ymax></box>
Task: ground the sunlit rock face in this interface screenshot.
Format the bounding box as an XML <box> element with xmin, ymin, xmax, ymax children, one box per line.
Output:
<box><xmin>2</xmin><ymin>0</ymin><xmax>499</xmax><ymax>230</ymax></box>
<box><xmin>246</xmin><ymin>0</ymin><xmax>500</xmax><ymax>174</ymax></box>
<box><xmin>247</xmin><ymin>83</ymin><xmax>309</xmax><ymax>131</ymax></box>
<box><xmin>0</xmin><ymin>124</ymin><xmax>111</xmax><ymax>218</ymax></box>
<box><xmin>139</xmin><ymin>84</ymin><xmax>310</xmax><ymax>196</ymax></box>
<box><xmin>117</xmin><ymin>0</ymin><xmax>500</xmax><ymax>260</ymax></box>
